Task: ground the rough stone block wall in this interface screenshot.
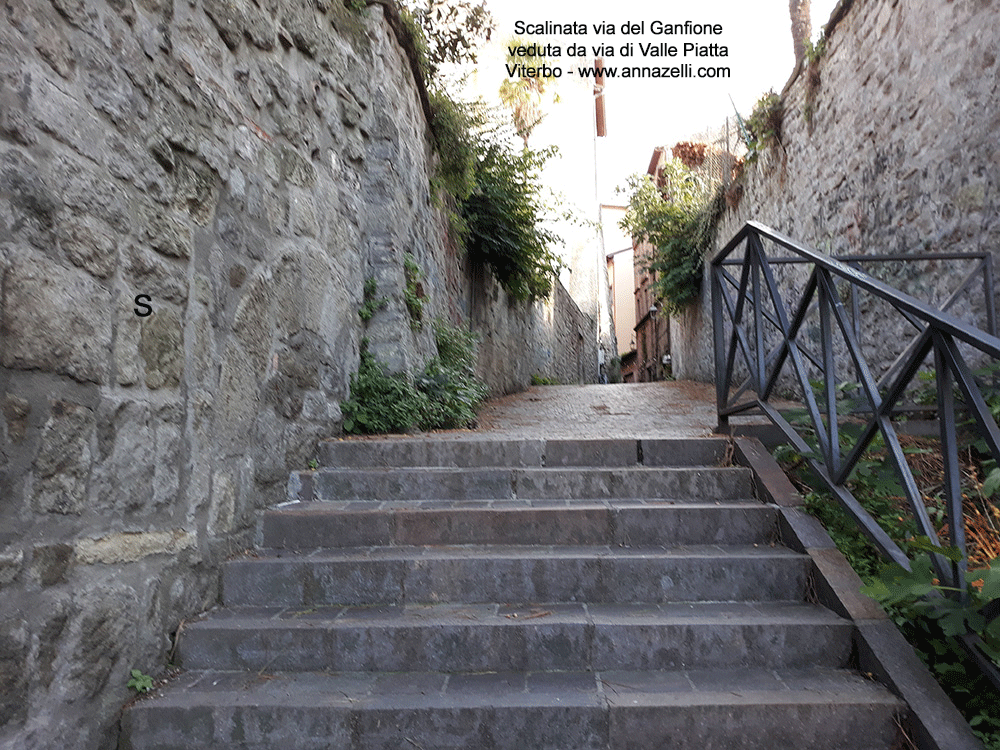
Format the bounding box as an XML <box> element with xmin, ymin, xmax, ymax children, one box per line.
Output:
<box><xmin>0</xmin><ymin>2</ymin><xmax>595</xmax><ymax>748</ymax></box>
<box><xmin>672</xmin><ymin>0</ymin><xmax>1000</xmax><ymax>383</ymax></box>
<box><xmin>471</xmin><ymin>264</ymin><xmax>597</xmax><ymax>393</ymax></box>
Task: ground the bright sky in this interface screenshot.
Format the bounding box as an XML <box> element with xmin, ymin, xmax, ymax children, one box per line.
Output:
<box><xmin>455</xmin><ymin>0</ymin><xmax>838</xmax><ymax>213</ymax></box>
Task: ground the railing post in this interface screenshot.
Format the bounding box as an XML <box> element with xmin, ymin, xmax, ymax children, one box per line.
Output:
<box><xmin>933</xmin><ymin>332</ymin><xmax>967</xmax><ymax>599</ymax></box>
<box><xmin>748</xmin><ymin>233</ymin><xmax>766</xmax><ymax>396</ymax></box>
<box><xmin>711</xmin><ymin>261</ymin><xmax>729</xmax><ymax>434</ymax></box>
<box><xmin>985</xmin><ymin>253</ymin><xmax>997</xmax><ymax>338</ymax></box>
<box><xmin>818</xmin><ymin>270</ymin><xmax>840</xmax><ymax>477</ymax></box>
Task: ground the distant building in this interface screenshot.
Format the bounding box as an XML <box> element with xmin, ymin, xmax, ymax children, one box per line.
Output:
<box><xmin>603</xmin><ymin>205</ymin><xmax>637</xmax><ymax>383</ymax></box>
<box><xmin>626</xmin><ymin>134</ymin><xmax>739</xmax><ymax>382</ymax></box>
<box><xmin>630</xmin><ymin>148</ymin><xmax>672</xmax><ymax>382</ymax></box>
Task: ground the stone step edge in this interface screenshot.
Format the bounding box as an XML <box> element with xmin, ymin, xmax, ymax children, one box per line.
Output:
<box><xmin>232</xmin><ymin>543</ymin><xmax>806</xmax><ymax>562</ymax></box>
<box><xmin>260</xmin><ymin>502</ymin><xmax>777</xmax><ymax>549</ymax></box>
<box><xmin>289</xmin><ymin>465</ymin><xmax>755</xmax><ymax>503</ymax></box>
<box><xmin>126</xmin><ymin>667</ymin><xmax>904</xmax><ymax>710</ymax></box>
<box><xmin>184</xmin><ymin>600</ymin><xmax>847</xmax><ymax>631</ymax></box>
<box><xmin>268</xmin><ymin>500</ymin><xmax>768</xmax><ymax>511</ymax></box>
<box><xmin>316</xmin><ymin>437</ymin><xmax>732</xmax><ymax>469</ymax></box>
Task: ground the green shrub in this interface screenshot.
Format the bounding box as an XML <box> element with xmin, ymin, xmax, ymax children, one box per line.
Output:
<box><xmin>531</xmin><ymin>373</ymin><xmax>560</xmax><ymax>386</ymax></box>
<box><xmin>428</xmin><ymin>88</ymin><xmax>479</xmax><ymax>209</ymax></box>
<box><xmin>774</xmin><ymin>415</ymin><xmax>1000</xmax><ymax>747</ymax></box>
<box><xmin>618</xmin><ymin>163</ymin><xmax>723</xmax><ymax>315</ymax></box>
<box><xmin>341</xmin><ymin>341</ymin><xmax>430</xmax><ymax>435</ymax></box>
<box><xmin>415</xmin><ymin>320</ymin><xmax>488</xmax><ymax>429</ymax></box>
<box><xmin>462</xmin><ymin>140</ymin><xmax>562</xmax><ymax>301</ymax></box>
<box><xmin>740</xmin><ymin>90</ymin><xmax>783</xmax><ymax>162</ymax></box>
<box><xmin>862</xmin><ymin>544</ymin><xmax>1000</xmax><ymax>747</ymax></box>
<box><xmin>341</xmin><ymin>322</ymin><xmax>487</xmax><ymax>434</ymax></box>
<box><xmin>396</xmin><ymin>2</ymin><xmax>561</xmax><ymax>305</ymax></box>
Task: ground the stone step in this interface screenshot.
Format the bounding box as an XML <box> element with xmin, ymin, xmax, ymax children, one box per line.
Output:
<box><xmin>289</xmin><ymin>465</ymin><xmax>755</xmax><ymax>504</ymax></box>
<box><xmin>121</xmin><ymin>667</ymin><xmax>907</xmax><ymax>750</ymax></box>
<box><xmin>317</xmin><ymin>437</ymin><xmax>731</xmax><ymax>469</ymax></box>
<box><xmin>261</xmin><ymin>502</ymin><xmax>778</xmax><ymax>549</ymax></box>
<box><xmin>223</xmin><ymin>545</ymin><xmax>810</xmax><ymax>607</ymax></box>
<box><xmin>178</xmin><ymin>601</ymin><xmax>852</xmax><ymax>673</ymax></box>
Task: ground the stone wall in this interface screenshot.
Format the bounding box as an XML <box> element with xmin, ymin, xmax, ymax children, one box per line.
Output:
<box><xmin>472</xmin><ymin>265</ymin><xmax>598</xmax><ymax>394</ymax></box>
<box><xmin>0</xmin><ymin>2</ymin><xmax>595</xmax><ymax>748</ymax></box>
<box><xmin>671</xmin><ymin>0</ymin><xmax>1000</xmax><ymax>383</ymax></box>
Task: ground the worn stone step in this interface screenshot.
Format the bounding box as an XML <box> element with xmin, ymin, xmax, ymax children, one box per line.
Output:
<box><xmin>121</xmin><ymin>667</ymin><xmax>906</xmax><ymax>750</ymax></box>
<box><xmin>261</xmin><ymin>502</ymin><xmax>778</xmax><ymax>549</ymax></box>
<box><xmin>178</xmin><ymin>601</ymin><xmax>852</xmax><ymax>673</ymax></box>
<box><xmin>289</xmin><ymin>466</ymin><xmax>755</xmax><ymax>503</ymax></box>
<box><xmin>317</xmin><ymin>437</ymin><xmax>730</xmax><ymax>469</ymax></box>
<box><xmin>223</xmin><ymin>545</ymin><xmax>810</xmax><ymax>607</ymax></box>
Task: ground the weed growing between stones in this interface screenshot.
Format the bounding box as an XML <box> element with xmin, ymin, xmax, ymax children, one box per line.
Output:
<box><xmin>403</xmin><ymin>253</ymin><xmax>425</xmax><ymax>329</ymax></box>
<box><xmin>127</xmin><ymin>669</ymin><xmax>153</xmax><ymax>694</ymax></box>
<box><xmin>358</xmin><ymin>277</ymin><xmax>388</xmax><ymax>323</ymax></box>
<box><xmin>733</xmin><ymin>90</ymin><xmax>784</xmax><ymax>164</ymax></box>
<box><xmin>530</xmin><ymin>373</ymin><xmax>560</xmax><ymax>385</ymax></box>
<box><xmin>341</xmin><ymin>320</ymin><xmax>487</xmax><ymax>434</ymax></box>
<box><xmin>802</xmin><ymin>33</ymin><xmax>826</xmax><ymax>126</ymax></box>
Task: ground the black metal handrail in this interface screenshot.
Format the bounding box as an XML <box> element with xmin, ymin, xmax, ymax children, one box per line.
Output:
<box><xmin>711</xmin><ymin>220</ymin><xmax>1000</xmax><ymax>685</ymax></box>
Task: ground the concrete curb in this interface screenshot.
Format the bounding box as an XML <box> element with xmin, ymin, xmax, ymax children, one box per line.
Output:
<box><xmin>732</xmin><ymin>436</ymin><xmax>983</xmax><ymax>750</ymax></box>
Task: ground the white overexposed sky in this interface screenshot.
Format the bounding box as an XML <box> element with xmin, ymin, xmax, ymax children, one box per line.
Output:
<box><xmin>451</xmin><ymin>0</ymin><xmax>839</xmax><ymax>214</ymax></box>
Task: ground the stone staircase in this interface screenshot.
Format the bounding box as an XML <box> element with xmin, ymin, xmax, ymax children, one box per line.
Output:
<box><xmin>121</xmin><ymin>437</ymin><xmax>907</xmax><ymax>749</ymax></box>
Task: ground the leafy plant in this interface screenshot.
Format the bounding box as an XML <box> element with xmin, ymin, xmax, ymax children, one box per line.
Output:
<box><xmin>341</xmin><ymin>341</ymin><xmax>428</xmax><ymax>435</ymax></box>
<box><xmin>393</xmin><ymin>1</ymin><xmax>560</xmax><ymax>306</ymax></box>
<box><xmin>862</xmin><ymin>544</ymin><xmax>1000</xmax><ymax>744</ymax></box>
<box><xmin>415</xmin><ymin>320</ymin><xmax>488</xmax><ymax>429</ymax></box>
<box><xmin>127</xmin><ymin>669</ymin><xmax>154</xmax><ymax>694</ymax></box>
<box><xmin>775</xmin><ymin>408</ymin><xmax>1000</xmax><ymax>745</ymax></box>
<box><xmin>403</xmin><ymin>253</ymin><xmax>426</xmax><ymax>329</ymax></box>
<box><xmin>803</xmin><ymin>33</ymin><xmax>827</xmax><ymax>65</ymax></box>
<box><xmin>359</xmin><ymin>278</ymin><xmax>388</xmax><ymax>322</ymax></box>
<box><xmin>428</xmin><ymin>87</ymin><xmax>479</xmax><ymax>212</ymax></box>
<box><xmin>398</xmin><ymin>0</ymin><xmax>493</xmax><ymax>77</ymax></box>
<box><xmin>531</xmin><ymin>373</ymin><xmax>560</xmax><ymax>386</ymax></box>
<box><xmin>734</xmin><ymin>91</ymin><xmax>783</xmax><ymax>163</ymax></box>
<box><xmin>341</xmin><ymin>322</ymin><xmax>487</xmax><ymax>434</ymax></box>
<box><xmin>618</xmin><ymin>162</ymin><xmax>724</xmax><ymax>314</ymax></box>
<box><xmin>393</xmin><ymin>2</ymin><xmax>563</xmax><ymax>307</ymax></box>
<box><xmin>462</xmin><ymin>139</ymin><xmax>563</xmax><ymax>301</ymax></box>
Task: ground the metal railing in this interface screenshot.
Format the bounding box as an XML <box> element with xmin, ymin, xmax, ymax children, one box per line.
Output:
<box><xmin>711</xmin><ymin>221</ymin><xmax>1000</xmax><ymax>685</ymax></box>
